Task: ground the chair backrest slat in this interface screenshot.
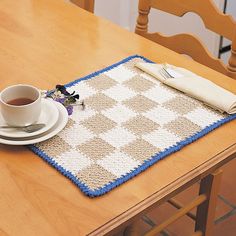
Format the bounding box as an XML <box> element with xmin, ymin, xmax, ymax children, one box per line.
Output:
<box><xmin>71</xmin><ymin>0</ymin><xmax>95</xmax><ymax>13</ymax></box>
<box><xmin>150</xmin><ymin>0</ymin><xmax>236</xmax><ymax>40</ymax></box>
<box><xmin>135</xmin><ymin>0</ymin><xmax>236</xmax><ymax>79</ymax></box>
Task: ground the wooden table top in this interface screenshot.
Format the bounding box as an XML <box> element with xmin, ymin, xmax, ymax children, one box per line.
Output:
<box><xmin>1</xmin><ymin>0</ymin><xmax>236</xmax><ymax>235</ymax></box>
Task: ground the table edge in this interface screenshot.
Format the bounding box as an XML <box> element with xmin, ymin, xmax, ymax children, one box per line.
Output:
<box><xmin>89</xmin><ymin>143</ymin><xmax>236</xmax><ymax>236</ymax></box>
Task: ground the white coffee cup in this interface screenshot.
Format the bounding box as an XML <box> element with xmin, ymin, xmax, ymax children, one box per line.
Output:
<box><xmin>0</xmin><ymin>84</ymin><xmax>41</xmax><ymax>126</ymax></box>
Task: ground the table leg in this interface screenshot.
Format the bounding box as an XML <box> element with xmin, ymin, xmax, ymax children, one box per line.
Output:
<box><xmin>195</xmin><ymin>169</ymin><xmax>222</xmax><ymax>236</ymax></box>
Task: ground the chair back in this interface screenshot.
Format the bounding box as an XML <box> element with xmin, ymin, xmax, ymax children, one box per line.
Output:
<box><xmin>71</xmin><ymin>0</ymin><xmax>94</xmax><ymax>13</ymax></box>
<box><xmin>135</xmin><ymin>0</ymin><xmax>236</xmax><ymax>79</ymax></box>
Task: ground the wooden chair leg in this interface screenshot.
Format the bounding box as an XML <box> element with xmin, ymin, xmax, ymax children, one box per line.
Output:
<box><xmin>192</xmin><ymin>231</ymin><xmax>203</xmax><ymax>236</ymax></box>
<box><xmin>227</xmin><ymin>32</ymin><xmax>236</xmax><ymax>73</ymax></box>
<box><xmin>168</xmin><ymin>198</ymin><xmax>196</xmax><ymax>221</ymax></box>
<box><xmin>125</xmin><ymin>169</ymin><xmax>222</xmax><ymax>236</ymax></box>
<box><xmin>71</xmin><ymin>0</ymin><xmax>95</xmax><ymax>13</ymax></box>
<box><xmin>145</xmin><ymin>195</ymin><xmax>206</xmax><ymax>236</ymax></box>
<box><xmin>195</xmin><ymin>169</ymin><xmax>222</xmax><ymax>236</ymax></box>
<box><xmin>123</xmin><ymin>221</ymin><xmax>140</xmax><ymax>236</ymax></box>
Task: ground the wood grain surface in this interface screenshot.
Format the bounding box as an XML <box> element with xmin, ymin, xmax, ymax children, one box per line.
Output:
<box><xmin>0</xmin><ymin>0</ymin><xmax>236</xmax><ymax>235</ymax></box>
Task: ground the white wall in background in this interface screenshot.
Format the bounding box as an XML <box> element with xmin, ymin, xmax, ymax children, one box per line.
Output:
<box><xmin>95</xmin><ymin>0</ymin><xmax>131</xmax><ymax>30</ymax></box>
<box><xmin>95</xmin><ymin>0</ymin><xmax>225</xmax><ymax>56</ymax></box>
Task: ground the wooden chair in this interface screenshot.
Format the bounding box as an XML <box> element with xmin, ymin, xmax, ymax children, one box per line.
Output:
<box><xmin>135</xmin><ymin>0</ymin><xmax>236</xmax><ymax>79</ymax></box>
<box><xmin>124</xmin><ymin>169</ymin><xmax>222</xmax><ymax>236</ymax></box>
<box><xmin>71</xmin><ymin>0</ymin><xmax>95</xmax><ymax>13</ymax></box>
<box><xmin>127</xmin><ymin>1</ymin><xmax>229</xmax><ymax>234</ymax></box>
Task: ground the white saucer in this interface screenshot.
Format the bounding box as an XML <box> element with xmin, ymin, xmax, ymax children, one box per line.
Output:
<box><xmin>0</xmin><ymin>99</ymin><xmax>59</xmax><ymax>138</ymax></box>
<box><xmin>0</xmin><ymin>101</ymin><xmax>68</xmax><ymax>145</ymax></box>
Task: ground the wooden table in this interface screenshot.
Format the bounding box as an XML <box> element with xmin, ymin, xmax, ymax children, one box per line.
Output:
<box><xmin>0</xmin><ymin>0</ymin><xmax>236</xmax><ymax>235</ymax></box>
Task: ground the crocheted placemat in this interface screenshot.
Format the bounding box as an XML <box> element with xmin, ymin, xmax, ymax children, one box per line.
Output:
<box><xmin>30</xmin><ymin>55</ymin><xmax>236</xmax><ymax>197</ymax></box>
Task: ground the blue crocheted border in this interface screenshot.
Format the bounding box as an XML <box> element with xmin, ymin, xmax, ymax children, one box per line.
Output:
<box><xmin>28</xmin><ymin>55</ymin><xmax>236</xmax><ymax>197</ymax></box>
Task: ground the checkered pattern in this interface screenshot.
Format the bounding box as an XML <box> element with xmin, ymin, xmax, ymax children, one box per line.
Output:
<box><xmin>33</xmin><ymin>56</ymin><xmax>229</xmax><ymax>197</ymax></box>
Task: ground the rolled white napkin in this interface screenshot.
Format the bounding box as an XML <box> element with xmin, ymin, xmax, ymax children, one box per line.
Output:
<box><xmin>135</xmin><ymin>62</ymin><xmax>236</xmax><ymax>114</ymax></box>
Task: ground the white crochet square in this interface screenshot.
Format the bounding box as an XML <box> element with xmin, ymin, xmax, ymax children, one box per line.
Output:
<box><xmin>142</xmin><ymin>84</ymin><xmax>177</xmax><ymax>104</ymax></box>
<box><xmin>58</xmin><ymin>124</ymin><xmax>94</xmax><ymax>147</ymax></box>
<box><xmin>103</xmin><ymin>84</ymin><xmax>136</xmax><ymax>102</ymax></box>
<box><xmin>184</xmin><ymin>107</ymin><xmax>224</xmax><ymax>128</ymax></box>
<box><xmin>143</xmin><ymin>128</ymin><xmax>181</xmax><ymax>151</ymax></box>
<box><xmin>100</xmin><ymin>126</ymin><xmax>136</xmax><ymax>148</ymax></box>
<box><xmin>101</xmin><ymin>103</ymin><xmax>137</xmax><ymax>124</ymax></box>
<box><xmin>97</xmin><ymin>151</ymin><xmax>140</xmax><ymax>177</ymax></box>
<box><xmin>56</xmin><ymin>149</ymin><xmax>93</xmax><ymax>175</ymax></box>
<box><xmin>70</xmin><ymin>107</ymin><xmax>96</xmax><ymax>123</ymax></box>
<box><xmin>104</xmin><ymin>65</ymin><xmax>136</xmax><ymax>83</ymax></box>
<box><xmin>68</xmin><ymin>81</ymin><xmax>97</xmax><ymax>100</ymax></box>
<box><xmin>144</xmin><ymin>105</ymin><xmax>179</xmax><ymax>126</ymax></box>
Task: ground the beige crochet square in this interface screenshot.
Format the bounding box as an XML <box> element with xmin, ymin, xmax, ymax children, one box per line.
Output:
<box><xmin>122</xmin><ymin>139</ymin><xmax>160</xmax><ymax>162</ymax></box>
<box><xmin>35</xmin><ymin>136</ymin><xmax>72</xmax><ymax>157</ymax></box>
<box><xmin>123</xmin><ymin>115</ymin><xmax>159</xmax><ymax>136</ymax></box>
<box><xmin>85</xmin><ymin>74</ymin><xmax>117</xmax><ymax>91</ymax></box>
<box><xmin>81</xmin><ymin>113</ymin><xmax>116</xmax><ymax>135</ymax></box>
<box><xmin>123</xmin><ymin>57</ymin><xmax>146</xmax><ymax>74</ymax></box>
<box><xmin>163</xmin><ymin>96</ymin><xmax>200</xmax><ymax>115</ymax></box>
<box><xmin>77</xmin><ymin>164</ymin><xmax>116</xmax><ymax>190</ymax></box>
<box><xmin>85</xmin><ymin>93</ymin><xmax>117</xmax><ymax>112</ymax></box>
<box><xmin>164</xmin><ymin>117</ymin><xmax>201</xmax><ymax>138</ymax></box>
<box><xmin>124</xmin><ymin>75</ymin><xmax>155</xmax><ymax>93</ymax></box>
<box><xmin>65</xmin><ymin>118</ymin><xmax>76</xmax><ymax>129</ymax></box>
<box><xmin>123</xmin><ymin>95</ymin><xmax>157</xmax><ymax>113</ymax></box>
<box><xmin>77</xmin><ymin>137</ymin><xmax>115</xmax><ymax>160</ymax></box>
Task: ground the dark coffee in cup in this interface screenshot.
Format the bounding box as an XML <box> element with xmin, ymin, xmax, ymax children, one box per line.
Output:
<box><xmin>7</xmin><ymin>98</ymin><xmax>35</xmax><ymax>106</ymax></box>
